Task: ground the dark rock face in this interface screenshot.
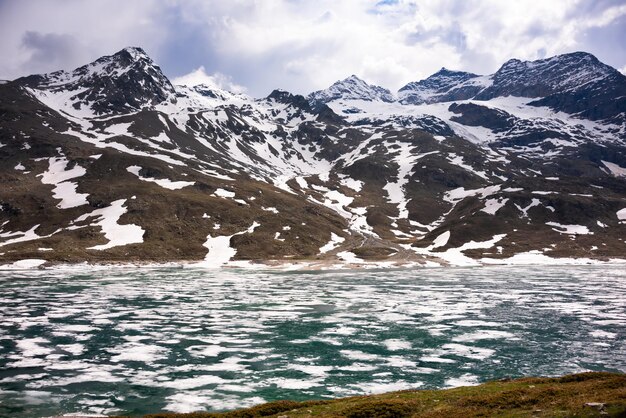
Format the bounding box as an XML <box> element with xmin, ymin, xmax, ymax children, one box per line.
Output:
<box><xmin>528</xmin><ymin>71</ymin><xmax>626</xmax><ymax>122</ymax></box>
<box><xmin>448</xmin><ymin>103</ymin><xmax>517</xmax><ymax>131</ymax></box>
<box><xmin>267</xmin><ymin>89</ymin><xmax>313</xmax><ymax>112</ymax></box>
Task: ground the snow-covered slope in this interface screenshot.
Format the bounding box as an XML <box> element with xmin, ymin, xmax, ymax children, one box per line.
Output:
<box><xmin>1</xmin><ymin>47</ymin><xmax>625</xmax><ymax>267</ymax></box>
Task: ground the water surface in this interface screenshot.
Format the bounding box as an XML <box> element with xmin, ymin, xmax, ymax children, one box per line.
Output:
<box><xmin>0</xmin><ymin>265</ymin><xmax>624</xmax><ymax>417</ymax></box>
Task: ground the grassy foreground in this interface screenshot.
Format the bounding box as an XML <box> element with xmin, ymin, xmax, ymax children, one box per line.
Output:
<box><xmin>129</xmin><ymin>372</ymin><xmax>626</xmax><ymax>418</ymax></box>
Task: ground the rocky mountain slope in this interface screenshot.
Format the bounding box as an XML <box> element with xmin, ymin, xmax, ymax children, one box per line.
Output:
<box><xmin>0</xmin><ymin>47</ymin><xmax>625</xmax><ymax>267</ymax></box>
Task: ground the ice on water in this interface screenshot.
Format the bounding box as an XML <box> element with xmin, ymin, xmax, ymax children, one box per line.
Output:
<box><xmin>0</xmin><ymin>265</ymin><xmax>624</xmax><ymax>417</ymax></box>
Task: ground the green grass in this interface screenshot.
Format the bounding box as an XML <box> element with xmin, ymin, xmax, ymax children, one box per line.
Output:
<box><xmin>114</xmin><ymin>372</ymin><xmax>626</xmax><ymax>417</ymax></box>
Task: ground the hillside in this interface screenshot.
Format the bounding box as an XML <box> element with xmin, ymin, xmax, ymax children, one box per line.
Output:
<box><xmin>1</xmin><ymin>47</ymin><xmax>625</xmax><ymax>267</ymax></box>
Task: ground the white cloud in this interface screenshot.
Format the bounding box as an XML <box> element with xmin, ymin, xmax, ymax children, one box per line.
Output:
<box><xmin>0</xmin><ymin>0</ymin><xmax>624</xmax><ymax>96</ymax></box>
<box><xmin>172</xmin><ymin>66</ymin><xmax>246</xmax><ymax>93</ymax></box>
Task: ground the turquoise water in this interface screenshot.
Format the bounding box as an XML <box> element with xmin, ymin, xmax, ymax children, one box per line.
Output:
<box><xmin>0</xmin><ymin>265</ymin><xmax>624</xmax><ymax>417</ymax></box>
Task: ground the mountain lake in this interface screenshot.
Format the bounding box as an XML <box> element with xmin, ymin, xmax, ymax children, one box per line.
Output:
<box><xmin>0</xmin><ymin>265</ymin><xmax>624</xmax><ymax>417</ymax></box>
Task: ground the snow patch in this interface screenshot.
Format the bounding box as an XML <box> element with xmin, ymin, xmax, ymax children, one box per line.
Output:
<box><xmin>617</xmin><ymin>208</ymin><xmax>626</xmax><ymax>223</ymax></box>
<box><xmin>481</xmin><ymin>250</ymin><xmax>605</xmax><ymax>265</ymax></box>
<box><xmin>0</xmin><ymin>224</ymin><xmax>54</xmax><ymax>248</ymax></box>
<box><xmin>338</xmin><ymin>175</ymin><xmax>363</xmax><ymax>192</ymax></box>
<box><xmin>432</xmin><ymin>231</ymin><xmax>450</xmax><ymax>249</ymax></box>
<box><xmin>447</xmin><ymin>154</ymin><xmax>488</xmax><ymax>179</ymax></box>
<box><xmin>74</xmin><ymin>199</ymin><xmax>145</xmax><ymax>250</ymax></box>
<box><xmin>213</xmin><ymin>188</ymin><xmax>236</xmax><ymax>198</ymax></box>
<box><xmin>602</xmin><ymin>160</ymin><xmax>626</xmax><ymax>177</ymax></box>
<box><xmin>481</xmin><ymin>198</ymin><xmax>508</xmax><ymax>215</ymax></box>
<box><xmin>515</xmin><ymin>198</ymin><xmax>540</xmax><ymax>218</ymax></box>
<box><xmin>294</xmin><ymin>176</ymin><xmax>308</xmax><ymax>189</ymax></box>
<box><xmin>444</xmin><ymin>185</ymin><xmax>501</xmax><ymax>204</ymax></box>
<box><xmin>546</xmin><ymin>222</ymin><xmax>592</xmax><ymax>235</ymax></box>
<box><xmin>195</xmin><ymin>222</ymin><xmax>260</xmax><ymax>268</ymax></box>
<box><xmin>39</xmin><ymin>156</ymin><xmax>88</xmax><ymax>209</ymax></box>
<box><xmin>411</xmin><ymin>233</ymin><xmax>507</xmax><ymax>266</ymax></box>
<box><xmin>126</xmin><ymin>165</ymin><xmax>195</xmax><ymax>190</ymax></box>
<box><xmin>337</xmin><ymin>251</ymin><xmax>364</xmax><ymax>263</ymax></box>
<box><xmin>319</xmin><ymin>233</ymin><xmax>345</xmax><ymax>254</ymax></box>
<box><xmin>383</xmin><ymin>144</ymin><xmax>437</xmax><ymax>219</ymax></box>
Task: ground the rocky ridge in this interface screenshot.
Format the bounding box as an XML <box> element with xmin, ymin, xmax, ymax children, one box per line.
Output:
<box><xmin>0</xmin><ymin>47</ymin><xmax>625</xmax><ymax>267</ymax></box>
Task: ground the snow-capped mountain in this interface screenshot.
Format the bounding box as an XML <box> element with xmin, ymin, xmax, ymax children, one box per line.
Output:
<box><xmin>0</xmin><ymin>47</ymin><xmax>625</xmax><ymax>268</ymax></box>
<box><xmin>308</xmin><ymin>75</ymin><xmax>395</xmax><ymax>107</ymax></box>
<box><xmin>474</xmin><ymin>52</ymin><xmax>626</xmax><ymax>124</ymax></box>
<box><xmin>17</xmin><ymin>47</ymin><xmax>176</xmax><ymax>116</ymax></box>
<box><xmin>396</xmin><ymin>52</ymin><xmax>626</xmax><ymax>125</ymax></box>
<box><xmin>398</xmin><ymin>68</ymin><xmax>488</xmax><ymax>105</ymax></box>
<box><xmin>476</xmin><ymin>52</ymin><xmax>616</xmax><ymax>100</ymax></box>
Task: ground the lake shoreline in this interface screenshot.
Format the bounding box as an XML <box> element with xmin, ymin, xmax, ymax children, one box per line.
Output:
<box><xmin>1</xmin><ymin>255</ymin><xmax>626</xmax><ymax>271</ymax></box>
<box><xmin>55</xmin><ymin>372</ymin><xmax>626</xmax><ymax>418</ymax></box>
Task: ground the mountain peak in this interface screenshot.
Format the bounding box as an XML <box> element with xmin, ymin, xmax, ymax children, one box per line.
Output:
<box><xmin>476</xmin><ymin>50</ymin><xmax>618</xmax><ymax>101</ymax></box>
<box><xmin>16</xmin><ymin>46</ymin><xmax>175</xmax><ymax>115</ymax></box>
<box><xmin>432</xmin><ymin>67</ymin><xmax>463</xmax><ymax>76</ymax></box>
<box><xmin>267</xmin><ymin>89</ymin><xmax>296</xmax><ymax>102</ymax></box>
<box><xmin>345</xmin><ymin>74</ymin><xmax>364</xmax><ymax>82</ymax></box>
<box><xmin>398</xmin><ymin>67</ymin><xmax>483</xmax><ymax>104</ymax></box>
<box><xmin>118</xmin><ymin>46</ymin><xmax>150</xmax><ymax>60</ymax></box>
<box><xmin>329</xmin><ymin>75</ymin><xmax>369</xmax><ymax>88</ymax></box>
<box><xmin>266</xmin><ymin>89</ymin><xmax>312</xmax><ymax>111</ymax></box>
<box><xmin>307</xmin><ymin>75</ymin><xmax>395</xmax><ymax>106</ymax></box>
<box><xmin>86</xmin><ymin>46</ymin><xmax>159</xmax><ymax>77</ymax></box>
<box><xmin>498</xmin><ymin>51</ymin><xmax>605</xmax><ymax>75</ymax></box>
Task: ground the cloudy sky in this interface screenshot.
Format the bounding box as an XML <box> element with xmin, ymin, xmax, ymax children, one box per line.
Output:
<box><xmin>1</xmin><ymin>0</ymin><xmax>625</xmax><ymax>97</ymax></box>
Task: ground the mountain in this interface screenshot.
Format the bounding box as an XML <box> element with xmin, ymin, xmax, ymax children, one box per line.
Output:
<box><xmin>476</xmin><ymin>52</ymin><xmax>616</xmax><ymax>99</ymax></box>
<box><xmin>0</xmin><ymin>47</ymin><xmax>625</xmax><ymax>268</ymax></box>
<box><xmin>398</xmin><ymin>68</ymin><xmax>487</xmax><ymax>105</ymax></box>
<box><xmin>474</xmin><ymin>52</ymin><xmax>626</xmax><ymax>123</ymax></box>
<box><xmin>308</xmin><ymin>75</ymin><xmax>395</xmax><ymax>107</ymax></box>
<box><xmin>397</xmin><ymin>52</ymin><xmax>626</xmax><ymax>125</ymax></box>
<box><xmin>15</xmin><ymin>47</ymin><xmax>176</xmax><ymax>116</ymax></box>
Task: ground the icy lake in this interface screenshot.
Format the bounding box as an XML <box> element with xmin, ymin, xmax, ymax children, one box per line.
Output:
<box><xmin>0</xmin><ymin>265</ymin><xmax>625</xmax><ymax>417</ymax></box>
